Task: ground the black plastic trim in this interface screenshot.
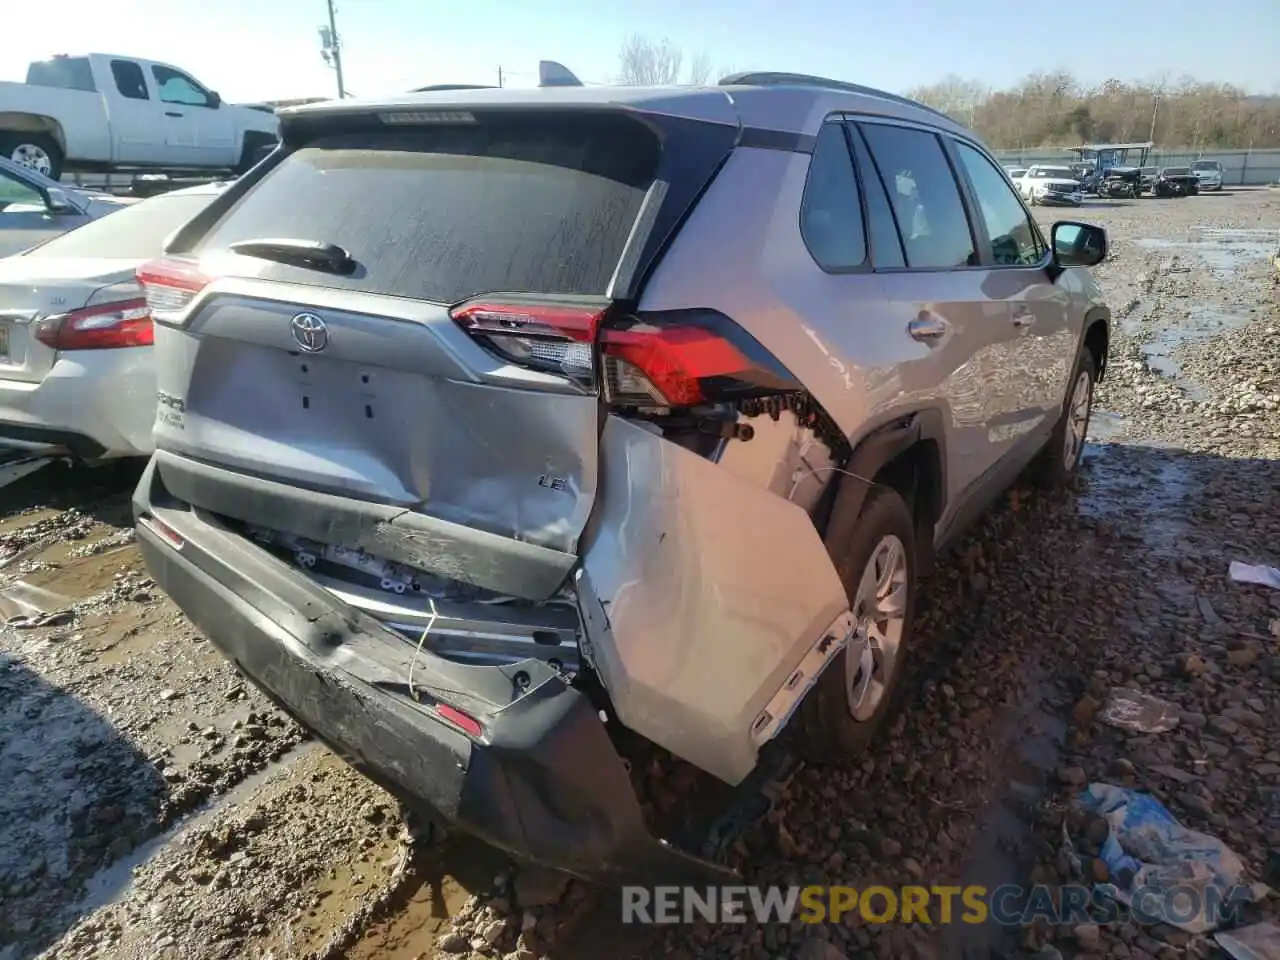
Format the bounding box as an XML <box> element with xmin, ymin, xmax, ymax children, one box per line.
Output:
<box><xmin>0</xmin><ymin>423</ymin><xmax>106</xmax><ymax>459</ymax></box>
<box><xmin>132</xmin><ymin>456</ymin><xmax>733</xmax><ymax>885</ymax></box>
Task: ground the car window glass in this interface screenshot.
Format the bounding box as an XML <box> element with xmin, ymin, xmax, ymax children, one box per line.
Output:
<box><xmin>846</xmin><ymin>124</ymin><xmax>905</xmax><ymax>269</ymax></box>
<box><xmin>858</xmin><ymin>124</ymin><xmax>976</xmax><ymax>270</ymax></box>
<box><xmin>954</xmin><ymin>142</ymin><xmax>1045</xmax><ymax>266</ymax></box>
<box><xmin>152</xmin><ymin>66</ymin><xmax>211</xmax><ymax>107</ymax></box>
<box><xmin>111</xmin><ymin>60</ymin><xmax>150</xmax><ymax>101</ymax></box>
<box><xmin>799</xmin><ymin>123</ymin><xmax>867</xmax><ymax>270</ymax></box>
<box><xmin>0</xmin><ymin>169</ymin><xmax>43</xmax><ymax>211</ymax></box>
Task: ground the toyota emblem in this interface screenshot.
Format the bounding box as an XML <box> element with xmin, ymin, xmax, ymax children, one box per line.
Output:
<box><xmin>290</xmin><ymin>312</ymin><xmax>329</xmax><ymax>352</ymax></box>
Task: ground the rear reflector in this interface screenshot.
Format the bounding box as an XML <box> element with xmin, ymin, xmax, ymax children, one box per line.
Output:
<box><xmin>138</xmin><ymin>513</ymin><xmax>185</xmax><ymax>550</ymax></box>
<box><xmin>33</xmin><ymin>298</ymin><xmax>153</xmax><ymax>351</ymax></box>
<box><xmin>451</xmin><ymin>300</ymin><xmax>605</xmax><ymax>384</ymax></box>
<box><xmin>433</xmin><ymin>702</ymin><xmax>483</xmax><ymax>738</ymax></box>
<box><xmin>136</xmin><ymin>257</ymin><xmax>212</xmax><ymax>323</ymax></box>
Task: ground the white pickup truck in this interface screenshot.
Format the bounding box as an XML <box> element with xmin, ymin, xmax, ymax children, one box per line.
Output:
<box><xmin>0</xmin><ymin>54</ymin><xmax>280</xmax><ymax>180</ymax></box>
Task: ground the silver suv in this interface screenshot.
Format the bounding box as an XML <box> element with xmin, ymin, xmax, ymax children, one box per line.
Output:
<box><xmin>132</xmin><ymin>72</ymin><xmax>1110</xmax><ymax>882</ymax></box>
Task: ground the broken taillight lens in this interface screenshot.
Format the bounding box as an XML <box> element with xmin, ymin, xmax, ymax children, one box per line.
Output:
<box><xmin>600</xmin><ymin>310</ymin><xmax>801</xmax><ymax>411</ymax></box>
<box><xmin>450</xmin><ymin>300</ymin><xmax>604</xmax><ymax>385</ymax></box>
<box><xmin>136</xmin><ymin>257</ymin><xmax>213</xmax><ymax>324</ymax></box>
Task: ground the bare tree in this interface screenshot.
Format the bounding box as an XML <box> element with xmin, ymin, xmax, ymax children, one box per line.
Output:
<box><xmin>617</xmin><ymin>35</ymin><xmax>684</xmax><ymax>86</ymax></box>
<box><xmin>687</xmin><ymin>51</ymin><xmax>714</xmax><ymax>86</ymax></box>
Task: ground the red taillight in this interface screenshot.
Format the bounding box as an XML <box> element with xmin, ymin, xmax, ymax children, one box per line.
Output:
<box><xmin>33</xmin><ymin>298</ymin><xmax>153</xmax><ymax>351</ymax></box>
<box><xmin>450</xmin><ymin>300</ymin><xmax>605</xmax><ymax>384</ymax></box>
<box><xmin>451</xmin><ymin>300</ymin><xmax>798</xmax><ymax>411</ymax></box>
<box><xmin>433</xmin><ymin>702</ymin><xmax>483</xmax><ymax>738</ymax></box>
<box><xmin>600</xmin><ymin>324</ymin><xmax>751</xmax><ymax>408</ymax></box>
<box><xmin>136</xmin><ymin>257</ymin><xmax>212</xmax><ymax>323</ymax></box>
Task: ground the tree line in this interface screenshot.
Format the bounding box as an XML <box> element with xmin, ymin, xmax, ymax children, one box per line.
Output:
<box><xmin>615</xmin><ymin>39</ymin><xmax>1280</xmax><ymax>150</ymax></box>
<box><xmin>905</xmin><ymin>73</ymin><xmax>1280</xmax><ymax>150</ymax></box>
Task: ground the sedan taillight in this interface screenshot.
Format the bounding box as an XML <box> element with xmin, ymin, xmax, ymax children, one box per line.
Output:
<box><xmin>33</xmin><ymin>299</ymin><xmax>153</xmax><ymax>351</ymax></box>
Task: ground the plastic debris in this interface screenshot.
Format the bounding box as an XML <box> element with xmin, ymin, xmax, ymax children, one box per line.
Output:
<box><xmin>1216</xmin><ymin>922</ymin><xmax>1280</xmax><ymax>960</ymax></box>
<box><xmin>1229</xmin><ymin>561</ymin><xmax>1280</xmax><ymax>591</ymax></box>
<box><xmin>1100</xmin><ymin>688</ymin><xmax>1180</xmax><ymax>734</ymax></box>
<box><xmin>1078</xmin><ymin>783</ymin><xmax>1253</xmax><ymax>933</ymax></box>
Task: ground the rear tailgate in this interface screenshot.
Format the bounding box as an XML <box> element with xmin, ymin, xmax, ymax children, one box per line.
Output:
<box><xmin>145</xmin><ymin>102</ymin><xmax>739</xmax><ymax>599</ymax></box>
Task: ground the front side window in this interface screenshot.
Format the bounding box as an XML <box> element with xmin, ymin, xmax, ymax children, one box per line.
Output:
<box><xmin>152</xmin><ymin>66</ymin><xmax>211</xmax><ymax>107</ymax></box>
<box><xmin>954</xmin><ymin>142</ymin><xmax>1045</xmax><ymax>266</ymax></box>
<box><xmin>111</xmin><ymin>60</ymin><xmax>149</xmax><ymax>101</ymax></box>
<box><xmin>799</xmin><ymin>123</ymin><xmax>867</xmax><ymax>271</ymax></box>
<box><xmin>858</xmin><ymin>123</ymin><xmax>976</xmax><ymax>270</ymax></box>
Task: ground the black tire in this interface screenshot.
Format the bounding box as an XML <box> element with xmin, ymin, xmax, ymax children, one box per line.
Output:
<box><xmin>796</xmin><ymin>486</ymin><xmax>918</xmax><ymax>764</ymax></box>
<box><xmin>0</xmin><ymin>132</ymin><xmax>63</xmax><ymax>180</ymax></box>
<box><xmin>1033</xmin><ymin>345</ymin><xmax>1097</xmax><ymax>490</ymax></box>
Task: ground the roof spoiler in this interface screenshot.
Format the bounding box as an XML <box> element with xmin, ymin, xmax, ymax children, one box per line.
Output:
<box><xmin>539</xmin><ymin>61</ymin><xmax>583</xmax><ymax>87</ymax></box>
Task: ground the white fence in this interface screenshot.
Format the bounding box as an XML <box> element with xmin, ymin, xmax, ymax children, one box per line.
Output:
<box><xmin>991</xmin><ymin>148</ymin><xmax>1280</xmax><ymax>186</ymax></box>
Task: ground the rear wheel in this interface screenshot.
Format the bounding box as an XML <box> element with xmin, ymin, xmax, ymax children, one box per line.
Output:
<box><xmin>0</xmin><ymin>132</ymin><xmax>63</xmax><ymax>180</ymax></box>
<box><xmin>797</xmin><ymin>486</ymin><xmax>918</xmax><ymax>762</ymax></box>
<box><xmin>1034</xmin><ymin>345</ymin><xmax>1096</xmax><ymax>490</ymax></box>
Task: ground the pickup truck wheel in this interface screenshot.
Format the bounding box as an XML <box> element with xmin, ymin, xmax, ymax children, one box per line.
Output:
<box><xmin>0</xmin><ymin>133</ymin><xmax>62</xmax><ymax>180</ymax></box>
<box><xmin>796</xmin><ymin>486</ymin><xmax>918</xmax><ymax>764</ymax></box>
<box><xmin>1033</xmin><ymin>345</ymin><xmax>1097</xmax><ymax>490</ymax></box>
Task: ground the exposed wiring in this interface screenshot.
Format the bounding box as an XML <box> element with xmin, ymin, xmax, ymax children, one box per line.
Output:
<box><xmin>406</xmin><ymin>596</ymin><xmax>438</xmax><ymax>701</ymax></box>
<box><xmin>787</xmin><ymin>465</ymin><xmax>877</xmax><ymax>501</ymax></box>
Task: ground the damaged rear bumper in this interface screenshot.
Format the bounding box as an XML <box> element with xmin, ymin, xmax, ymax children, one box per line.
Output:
<box><xmin>132</xmin><ymin>456</ymin><xmax>732</xmax><ymax>885</ymax></box>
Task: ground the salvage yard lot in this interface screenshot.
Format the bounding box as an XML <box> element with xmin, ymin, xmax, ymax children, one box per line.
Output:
<box><xmin>2</xmin><ymin>189</ymin><xmax>1278</xmax><ymax>960</ymax></box>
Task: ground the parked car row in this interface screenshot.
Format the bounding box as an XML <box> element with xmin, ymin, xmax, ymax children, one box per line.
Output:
<box><xmin>1003</xmin><ymin>158</ymin><xmax>1227</xmax><ymax>204</ymax></box>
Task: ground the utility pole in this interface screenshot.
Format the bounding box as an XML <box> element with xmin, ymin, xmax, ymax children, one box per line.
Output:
<box><xmin>319</xmin><ymin>0</ymin><xmax>346</xmax><ymax>99</ymax></box>
<box><xmin>498</xmin><ymin>65</ymin><xmax>504</xmax><ymax>88</ymax></box>
<box><xmin>1148</xmin><ymin>94</ymin><xmax>1161</xmax><ymax>144</ymax></box>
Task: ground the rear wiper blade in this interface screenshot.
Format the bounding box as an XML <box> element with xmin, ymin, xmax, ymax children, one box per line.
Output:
<box><xmin>228</xmin><ymin>237</ymin><xmax>357</xmax><ymax>275</ymax></box>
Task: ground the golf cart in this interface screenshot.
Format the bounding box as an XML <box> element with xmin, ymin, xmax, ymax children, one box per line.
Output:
<box><xmin>1070</xmin><ymin>141</ymin><xmax>1153</xmax><ymax>198</ymax></box>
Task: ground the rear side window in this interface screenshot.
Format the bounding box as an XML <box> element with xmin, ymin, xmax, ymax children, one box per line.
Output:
<box><xmin>24</xmin><ymin>192</ymin><xmax>214</xmax><ymax>260</ymax></box>
<box><xmin>111</xmin><ymin>60</ymin><xmax>150</xmax><ymax>101</ymax></box>
<box><xmin>858</xmin><ymin>123</ymin><xmax>976</xmax><ymax>270</ymax></box>
<box><xmin>195</xmin><ymin>114</ymin><xmax>662</xmax><ymax>304</ymax></box>
<box><xmin>846</xmin><ymin>124</ymin><xmax>906</xmax><ymax>269</ymax></box>
<box><xmin>799</xmin><ymin>123</ymin><xmax>866</xmax><ymax>271</ymax></box>
<box><xmin>25</xmin><ymin>58</ymin><xmax>96</xmax><ymax>92</ymax></box>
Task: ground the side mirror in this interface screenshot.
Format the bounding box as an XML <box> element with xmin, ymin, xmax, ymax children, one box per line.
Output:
<box><xmin>1051</xmin><ymin>221</ymin><xmax>1107</xmax><ymax>268</ymax></box>
<box><xmin>45</xmin><ymin>187</ymin><xmax>75</xmax><ymax>214</ymax></box>
<box><xmin>208</xmin><ymin>90</ymin><xmax>222</xmax><ymax>108</ymax></box>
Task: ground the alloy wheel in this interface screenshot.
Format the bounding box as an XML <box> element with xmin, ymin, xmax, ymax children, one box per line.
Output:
<box><xmin>845</xmin><ymin>534</ymin><xmax>908</xmax><ymax>722</ymax></box>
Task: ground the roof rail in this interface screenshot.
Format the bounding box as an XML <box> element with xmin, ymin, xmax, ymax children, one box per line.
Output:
<box><xmin>410</xmin><ymin>84</ymin><xmax>496</xmax><ymax>93</ymax></box>
<box><xmin>717</xmin><ymin>71</ymin><xmax>959</xmax><ymax>125</ymax></box>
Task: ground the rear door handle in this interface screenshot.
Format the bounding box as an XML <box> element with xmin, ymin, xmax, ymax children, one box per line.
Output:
<box><xmin>1012</xmin><ymin>313</ymin><xmax>1036</xmax><ymax>329</ymax></box>
<box><xmin>907</xmin><ymin>314</ymin><xmax>949</xmax><ymax>341</ymax></box>
<box><xmin>165</xmin><ymin>111</ymin><xmax>184</xmax><ymax>118</ymax></box>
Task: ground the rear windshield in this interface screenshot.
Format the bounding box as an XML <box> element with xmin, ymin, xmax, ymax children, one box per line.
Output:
<box><xmin>1163</xmin><ymin>167</ymin><xmax>1191</xmax><ymax>176</ymax></box>
<box><xmin>24</xmin><ymin>191</ymin><xmax>216</xmax><ymax>260</ymax></box>
<box><xmin>1191</xmin><ymin>161</ymin><xmax>1219</xmax><ymax>171</ymax></box>
<box><xmin>26</xmin><ymin>58</ymin><xmax>97</xmax><ymax>92</ymax></box>
<box><xmin>195</xmin><ymin>114</ymin><xmax>661</xmax><ymax>304</ymax></box>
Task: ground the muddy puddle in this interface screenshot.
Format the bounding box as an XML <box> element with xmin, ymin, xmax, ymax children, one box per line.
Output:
<box><xmin>1137</xmin><ymin>304</ymin><xmax>1253</xmax><ymax>399</ymax></box>
<box><xmin>1135</xmin><ymin>226</ymin><xmax>1278</xmax><ymax>278</ymax></box>
<box><xmin>1078</xmin><ymin>445</ymin><xmax>1197</xmax><ymax>558</ymax></box>
<box><xmin>69</xmin><ymin>742</ymin><xmax>325</xmax><ymax>916</ymax></box>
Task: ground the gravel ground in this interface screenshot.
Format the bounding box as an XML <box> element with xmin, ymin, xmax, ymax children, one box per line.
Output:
<box><xmin>0</xmin><ymin>188</ymin><xmax>1277</xmax><ymax>960</ymax></box>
